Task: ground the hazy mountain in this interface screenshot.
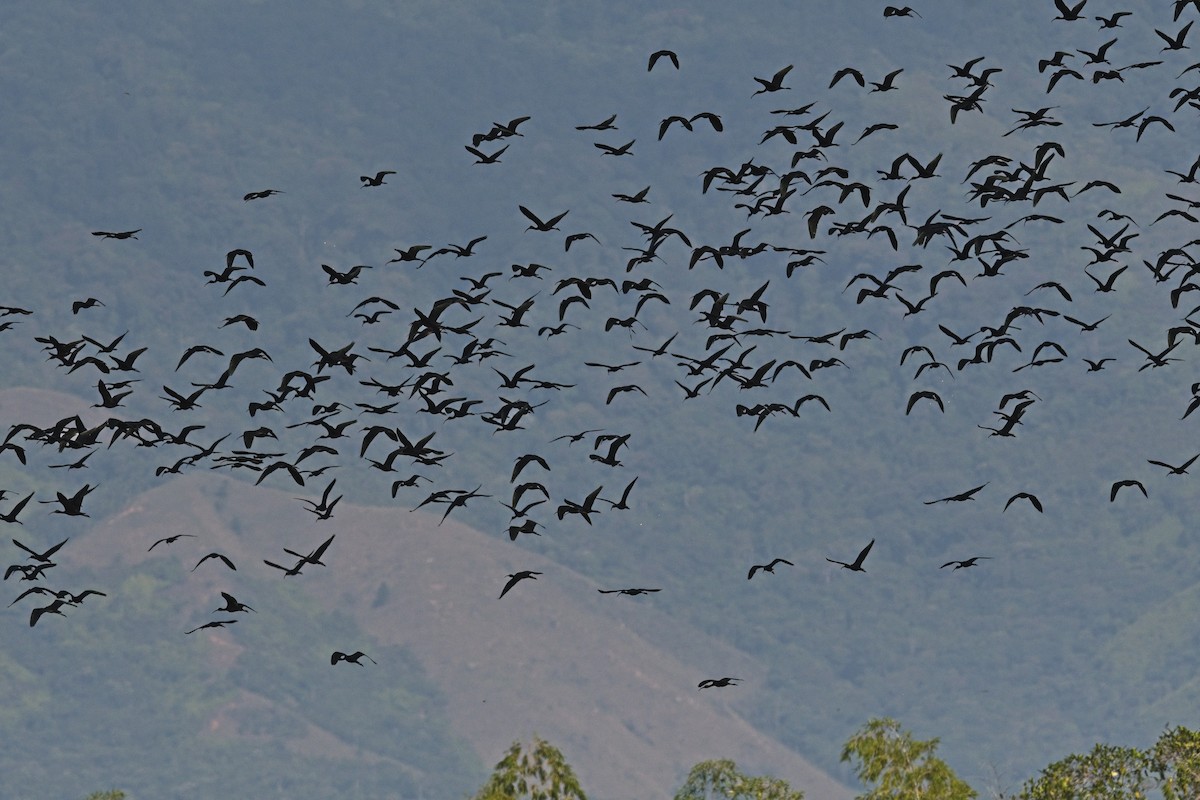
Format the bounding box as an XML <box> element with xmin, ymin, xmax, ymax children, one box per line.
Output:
<box><xmin>2</xmin><ymin>1</ymin><xmax>1199</xmax><ymax>798</ymax></box>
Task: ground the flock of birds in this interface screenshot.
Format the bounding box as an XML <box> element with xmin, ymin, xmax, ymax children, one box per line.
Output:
<box><xmin>3</xmin><ymin>0</ymin><xmax>1200</xmax><ymax>694</ymax></box>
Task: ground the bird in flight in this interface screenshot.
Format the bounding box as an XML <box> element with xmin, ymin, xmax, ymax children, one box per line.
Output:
<box><xmin>924</xmin><ymin>483</ymin><xmax>988</xmax><ymax>504</ymax></box>
<box><xmin>753</xmin><ymin>65</ymin><xmax>793</xmax><ymax>95</ymax></box>
<box><xmin>1110</xmin><ymin>479</ymin><xmax>1147</xmax><ymax>501</ymax></box>
<box><xmin>40</xmin><ymin>484</ymin><xmax>98</xmax><ymax>517</ymax></box>
<box><xmin>185</xmin><ymin>619</ymin><xmax>237</xmax><ymax>635</ymax></box>
<box><xmin>360</xmin><ymin>170</ymin><xmax>396</xmax><ymax>187</ymax></box>
<box><xmin>243</xmin><ymin>189</ymin><xmax>284</xmax><ymax>201</ymax></box>
<box><xmin>698</xmin><ymin>677</ymin><xmax>741</xmax><ymax>689</ymax></box>
<box><xmin>747</xmin><ymin>558</ymin><xmax>794</xmax><ymax>579</ymax></box>
<box><xmin>827</xmin><ymin>539</ymin><xmax>874</xmax><ymax>572</ymax></box>
<box><xmin>941</xmin><ymin>557</ymin><xmax>992</xmax><ymax>570</ymax></box>
<box><xmin>0</xmin><ymin>491</ymin><xmax>36</xmax><ymax>524</ymax></box>
<box><xmin>519</xmin><ymin>205</ymin><xmax>570</xmax><ymax>232</ymax></box>
<box><xmin>1004</xmin><ymin>493</ymin><xmax>1044</xmax><ymax>513</ymax></box>
<box><xmin>331</xmin><ymin>650</ymin><xmax>376</xmax><ymax>665</ymax></box>
<box><xmin>598</xmin><ymin>588</ymin><xmax>661</xmax><ymax>595</ymax></box>
<box><xmin>12</xmin><ymin>537</ymin><xmax>68</xmax><ymax>563</ymax></box>
<box><xmin>1147</xmin><ymin>453</ymin><xmax>1200</xmax><ymax>475</ymax></box>
<box><xmin>191</xmin><ymin>552</ymin><xmax>236</xmax><ymax>572</ymax></box>
<box><xmin>214</xmin><ymin>592</ymin><xmax>255</xmax><ymax>613</ymax></box>
<box><xmin>499</xmin><ymin>570</ymin><xmax>541</xmax><ymax>598</ymax></box>
<box><xmin>647</xmin><ymin>49</ymin><xmax>679</xmax><ymax>71</ymax></box>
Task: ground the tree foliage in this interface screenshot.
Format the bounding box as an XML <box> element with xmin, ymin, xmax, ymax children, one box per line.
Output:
<box><xmin>673</xmin><ymin>758</ymin><xmax>804</xmax><ymax>800</ymax></box>
<box><xmin>1151</xmin><ymin>725</ymin><xmax>1200</xmax><ymax>800</ymax></box>
<box><xmin>1016</xmin><ymin>744</ymin><xmax>1148</xmax><ymax>800</ymax></box>
<box><xmin>85</xmin><ymin>792</ymin><xmax>126</xmax><ymax>800</ymax></box>
<box><xmin>1015</xmin><ymin>726</ymin><xmax>1200</xmax><ymax>800</ymax></box>
<box><xmin>841</xmin><ymin>718</ymin><xmax>976</xmax><ymax>800</ymax></box>
<box><xmin>473</xmin><ymin>736</ymin><xmax>587</xmax><ymax>800</ymax></box>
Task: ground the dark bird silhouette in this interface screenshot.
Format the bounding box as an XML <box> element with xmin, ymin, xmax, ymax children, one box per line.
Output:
<box><xmin>1004</xmin><ymin>492</ymin><xmax>1044</xmax><ymax>512</ymax></box>
<box><xmin>191</xmin><ymin>552</ymin><xmax>236</xmax><ymax>572</ymax></box>
<box><xmin>148</xmin><ymin>533</ymin><xmax>196</xmax><ymax>551</ymax></box>
<box><xmin>1053</xmin><ymin>0</ymin><xmax>1088</xmax><ymax>21</ymax></box>
<box><xmin>360</xmin><ymin>170</ymin><xmax>396</xmax><ymax>187</ymax></box>
<box><xmin>658</xmin><ymin>115</ymin><xmax>693</xmax><ymax>140</ymax></box>
<box><xmin>215</xmin><ymin>592</ymin><xmax>254</xmax><ymax>613</ymax></box>
<box><xmin>91</xmin><ymin>229</ymin><xmax>141</xmax><ymax>239</ymax></box>
<box><xmin>29</xmin><ymin>598</ymin><xmax>68</xmax><ymax>627</ymax></box>
<box><xmin>512</xmin><ymin>453</ymin><xmax>550</xmax><ymax>481</ymax></box>
<box><xmin>322</xmin><ymin>264</ymin><xmax>372</xmax><ymax>285</ymax></box>
<box><xmin>648</xmin><ymin>49</ymin><xmax>679</xmax><ymax>71</ymax></box>
<box><xmin>606</xmin><ymin>384</ymin><xmax>648</xmax><ymax>404</ymax></box>
<box><xmin>906</xmin><ymin>390</ymin><xmax>944</xmax><ymax>415</ymax></box>
<box><xmin>1110</xmin><ymin>479</ymin><xmax>1147</xmax><ymax>501</ymax></box>
<box><xmin>499</xmin><ymin>570</ymin><xmax>541</xmax><ymax>598</ymax></box>
<box><xmin>550</xmin><ymin>429</ymin><xmax>604</xmax><ymax>446</ymax></box>
<box><xmin>594</xmin><ymin>140</ymin><xmax>635</xmax><ymax>156</ymax></box>
<box><xmin>1095</xmin><ymin>11</ymin><xmax>1131</xmax><ymax>28</ymax></box>
<box><xmin>5</xmin><ymin>562</ymin><xmax>55</xmax><ymax>582</ymax></box>
<box><xmin>12</xmin><ymin>537</ymin><xmax>68</xmax><ymax>563</ymax></box>
<box><xmin>49</xmin><ymin>451</ymin><xmax>95</xmax><ymax>470</ymax></box>
<box><xmin>1078</xmin><ymin>37</ymin><xmax>1118</xmax><ymax>64</ymax></box>
<box><xmin>1046</xmin><ymin>67</ymin><xmax>1084</xmax><ymax>92</ymax></box>
<box><xmin>1156</xmin><ymin>20</ymin><xmax>1193</xmax><ymax>51</ymax></box>
<box><xmin>1147</xmin><ymin>453</ymin><xmax>1200</xmax><ymax>475</ymax></box>
<box><xmin>519</xmin><ymin>205</ymin><xmax>570</xmax><ymax>232</ymax></box>
<box><xmin>0</xmin><ymin>491</ymin><xmax>35</xmax><ymax>524</ymax></box>
<box><xmin>941</xmin><ymin>557</ymin><xmax>992</xmax><ymax>570</ymax></box>
<box><xmin>243</xmin><ymin>189</ymin><xmax>283</xmax><ymax>201</ymax></box>
<box><xmin>829</xmin><ymin>67</ymin><xmax>865</xmax><ymax>88</ymax></box>
<box><xmin>388</xmin><ymin>244</ymin><xmax>432</xmax><ymax>263</ymax></box>
<box><xmin>598</xmin><ymin>588</ymin><xmax>661</xmax><ymax>595</ymax></box>
<box><xmin>1083</xmin><ymin>265</ymin><xmax>1127</xmax><ymax>293</ymax></box>
<box><xmin>557</xmin><ymin>485</ymin><xmax>605</xmax><ymax>525</ymax></box>
<box><xmin>185</xmin><ymin>619</ymin><xmax>237</xmax><ymax>634</ymax></box>
<box><xmin>826</xmin><ymin>539</ymin><xmax>874</xmax><ymax>571</ymax></box>
<box><xmin>613</xmin><ymin>186</ymin><xmax>651</xmax><ymax>204</ymax></box>
<box><xmin>752</xmin><ymin>65</ymin><xmax>793</xmax><ymax>95</ymax></box>
<box><xmin>884</xmin><ymin>6</ymin><xmax>922</xmax><ymax>17</ymax></box>
<box><xmin>924</xmin><ymin>483</ymin><xmax>988</xmax><ymax>504</ymax></box>
<box><xmin>161</xmin><ymin>384</ymin><xmax>208</xmax><ymax>411</ymax></box>
<box><xmin>1128</xmin><ymin>338</ymin><xmax>1182</xmax><ymax>370</ymax></box>
<box><xmin>225</xmin><ymin>248</ymin><xmax>254</xmax><ymax>269</ymax></box>
<box><xmin>8</xmin><ymin>585</ymin><xmax>58</xmax><ymax>607</ymax></box>
<box><xmin>1063</xmin><ymin>314</ymin><xmax>1110</xmax><ymax>332</ymax></box>
<box><xmin>268</xmin><ymin>533</ymin><xmax>336</xmax><ymax>576</ymax></box>
<box><xmin>603</xmin><ymin>476</ymin><xmax>639</xmax><ymax>510</ymax></box>
<box><xmin>222</xmin><ymin>314</ymin><xmax>260</xmax><ymax>330</ymax></box>
<box><xmin>465</xmin><ymin>144</ymin><xmax>508</xmax><ymax>164</ymax></box>
<box><xmin>748</xmin><ymin>558</ymin><xmax>794</xmax><ymax>579</ymax></box>
<box><xmin>855</xmin><ymin>122</ymin><xmax>900</xmax><ymax>143</ymax></box>
<box><xmin>576</xmin><ymin>114</ymin><xmax>618</xmax><ymax>131</ymax></box>
<box><xmin>72</xmin><ymin>298</ymin><xmax>105</xmax><ymax>314</ymax></box>
<box><xmin>564</xmin><ymin>232</ymin><xmax>601</xmax><ymax>251</ymax></box>
<box><xmin>40</xmin><ymin>484</ymin><xmax>97</xmax><ymax>517</ymax></box>
<box><xmin>331</xmin><ymin>650</ymin><xmax>376</xmax><ymax>665</ymax></box>
<box><xmin>698</xmin><ymin>677</ymin><xmax>741</xmax><ymax>689</ymax></box>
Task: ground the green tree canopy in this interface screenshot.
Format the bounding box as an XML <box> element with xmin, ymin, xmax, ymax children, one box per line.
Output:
<box><xmin>472</xmin><ymin>736</ymin><xmax>587</xmax><ymax>800</ymax></box>
<box><xmin>841</xmin><ymin>717</ymin><xmax>976</xmax><ymax>800</ymax></box>
<box><xmin>673</xmin><ymin>758</ymin><xmax>804</xmax><ymax>800</ymax></box>
<box><xmin>1151</xmin><ymin>725</ymin><xmax>1200</xmax><ymax>800</ymax></box>
<box><xmin>1016</xmin><ymin>725</ymin><xmax>1200</xmax><ymax>800</ymax></box>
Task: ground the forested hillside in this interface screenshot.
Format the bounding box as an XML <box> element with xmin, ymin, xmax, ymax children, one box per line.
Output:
<box><xmin>1</xmin><ymin>1</ymin><xmax>1199</xmax><ymax>797</ymax></box>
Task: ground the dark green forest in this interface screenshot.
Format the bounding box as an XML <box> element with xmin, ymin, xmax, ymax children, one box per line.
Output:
<box><xmin>2</xmin><ymin>1</ymin><xmax>1200</xmax><ymax>797</ymax></box>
